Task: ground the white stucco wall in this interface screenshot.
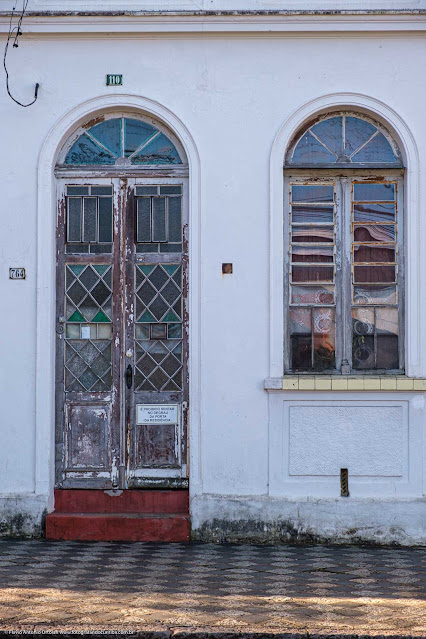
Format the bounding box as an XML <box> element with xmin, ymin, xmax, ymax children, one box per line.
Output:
<box><xmin>0</xmin><ymin>7</ymin><xmax>425</xmax><ymax>541</ymax></box>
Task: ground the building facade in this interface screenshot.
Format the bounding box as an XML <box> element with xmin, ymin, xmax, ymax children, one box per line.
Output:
<box><xmin>0</xmin><ymin>0</ymin><xmax>425</xmax><ymax>543</ymax></box>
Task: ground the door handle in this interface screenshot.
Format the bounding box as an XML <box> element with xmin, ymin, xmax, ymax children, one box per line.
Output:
<box><xmin>126</xmin><ymin>364</ymin><xmax>133</xmax><ymax>389</ymax></box>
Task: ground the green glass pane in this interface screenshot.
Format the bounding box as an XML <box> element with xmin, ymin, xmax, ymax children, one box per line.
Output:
<box><xmin>163</xmin><ymin>310</ymin><xmax>180</xmax><ymax>322</ymax></box>
<box><xmin>93</xmin><ymin>264</ymin><xmax>110</xmax><ymax>275</ymax></box>
<box><xmin>68</xmin><ymin>310</ymin><xmax>85</xmax><ymax>322</ymax></box>
<box><xmin>92</xmin><ymin>310</ymin><xmax>111</xmax><ymax>323</ymax></box>
<box><xmin>138</xmin><ymin>310</ymin><xmax>156</xmax><ymax>323</ymax></box>
<box><xmin>68</xmin><ymin>264</ymin><xmax>85</xmax><ymax>276</ymax></box>
<box><xmin>162</xmin><ymin>264</ymin><xmax>179</xmax><ymax>276</ymax></box>
<box><xmin>138</xmin><ymin>264</ymin><xmax>155</xmax><ymax>276</ymax></box>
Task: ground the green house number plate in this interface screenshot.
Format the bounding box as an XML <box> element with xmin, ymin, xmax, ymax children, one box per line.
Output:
<box><xmin>106</xmin><ymin>74</ymin><xmax>123</xmax><ymax>86</ymax></box>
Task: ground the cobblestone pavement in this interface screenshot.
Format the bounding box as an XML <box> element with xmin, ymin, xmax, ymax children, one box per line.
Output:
<box><xmin>0</xmin><ymin>541</ymin><xmax>424</xmax><ymax>636</ymax></box>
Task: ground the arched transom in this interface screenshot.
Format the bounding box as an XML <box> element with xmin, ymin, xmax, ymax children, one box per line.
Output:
<box><xmin>286</xmin><ymin>113</ymin><xmax>402</xmax><ymax>168</ymax></box>
<box><xmin>62</xmin><ymin>116</ymin><xmax>183</xmax><ymax>166</ymax></box>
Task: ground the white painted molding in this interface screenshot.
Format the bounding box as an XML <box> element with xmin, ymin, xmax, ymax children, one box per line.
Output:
<box><xmin>268</xmin><ymin>92</ymin><xmax>421</xmax><ymax>379</ymax></box>
<box><xmin>35</xmin><ymin>93</ymin><xmax>202</xmax><ymax>500</ymax></box>
<box><xmin>3</xmin><ymin>12</ymin><xmax>426</xmax><ymax>34</ymax></box>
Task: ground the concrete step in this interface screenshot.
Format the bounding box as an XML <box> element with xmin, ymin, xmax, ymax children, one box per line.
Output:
<box><xmin>45</xmin><ymin>512</ymin><xmax>190</xmax><ymax>542</ymax></box>
<box><xmin>53</xmin><ymin>489</ymin><xmax>189</xmax><ymax>514</ymax></box>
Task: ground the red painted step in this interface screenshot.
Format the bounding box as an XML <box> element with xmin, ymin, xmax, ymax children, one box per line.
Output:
<box><xmin>45</xmin><ymin>490</ymin><xmax>190</xmax><ymax>542</ymax></box>
<box><xmin>46</xmin><ymin>512</ymin><xmax>190</xmax><ymax>542</ymax></box>
<box><xmin>53</xmin><ymin>489</ymin><xmax>189</xmax><ymax>514</ymax></box>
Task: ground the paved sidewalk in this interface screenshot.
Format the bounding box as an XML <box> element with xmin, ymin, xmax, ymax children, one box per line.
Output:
<box><xmin>0</xmin><ymin>541</ymin><xmax>424</xmax><ymax>636</ymax></box>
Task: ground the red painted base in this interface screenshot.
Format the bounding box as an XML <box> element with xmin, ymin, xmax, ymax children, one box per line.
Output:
<box><xmin>45</xmin><ymin>490</ymin><xmax>190</xmax><ymax>542</ymax></box>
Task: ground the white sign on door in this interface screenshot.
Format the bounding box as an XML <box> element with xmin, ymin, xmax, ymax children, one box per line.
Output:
<box><xmin>136</xmin><ymin>404</ymin><xmax>179</xmax><ymax>425</ymax></box>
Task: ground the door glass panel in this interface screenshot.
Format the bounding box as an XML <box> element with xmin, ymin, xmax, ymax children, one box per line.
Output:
<box><xmin>65</xmin><ymin>264</ymin><xmax>113</xmax><ymax>391</ymax></box>
<box><xmin>135</xmin><ymin>263</ymin><xmax>183</xmax><ymax>391</ymax></box>
<box><xmin>66</xmin><ymin>186</ymin><xmax>113</xmax><ymax>252</ymax></box>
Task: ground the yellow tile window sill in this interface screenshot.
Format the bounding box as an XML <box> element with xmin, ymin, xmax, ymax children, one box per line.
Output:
<box><xmin>264</xmin><ymin>377</ymin><xmax>426</xmax><ymax>391</ymax></box>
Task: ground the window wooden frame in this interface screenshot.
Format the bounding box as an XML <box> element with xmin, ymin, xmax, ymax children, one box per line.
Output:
<box><xmin>283</xmin><ymin>169</ymin><xmax>405</xmax><ymax>375</ymax></box>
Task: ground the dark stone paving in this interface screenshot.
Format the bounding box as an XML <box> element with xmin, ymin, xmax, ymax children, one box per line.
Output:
<box><xmin>0</xmin><ymin>541</ymin><xmax>424</xmax><ymax>636</ymax></box>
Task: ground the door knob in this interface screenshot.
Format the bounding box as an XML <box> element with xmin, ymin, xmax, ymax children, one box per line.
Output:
<box><xmin>126</xmin><ymin>364</ymin><xmax>133</xmax><ymax>389</ymax></box>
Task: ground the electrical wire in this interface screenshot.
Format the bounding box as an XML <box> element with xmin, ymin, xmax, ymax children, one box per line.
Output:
<box><xmin>3</xmin><ymin>0</ymin><xmax>39</xmax><ymax>107</ymax></box>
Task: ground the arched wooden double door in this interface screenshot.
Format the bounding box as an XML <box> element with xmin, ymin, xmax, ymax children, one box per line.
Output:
<box><xmin>55</xmin><ymin>114</ymin><xmax>189</xmax><ymax>489</ymax></box>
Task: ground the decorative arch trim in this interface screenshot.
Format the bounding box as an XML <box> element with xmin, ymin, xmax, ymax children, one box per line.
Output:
<box><xmin>268</xmin><ymin>92</ymin><xmax>421</xmax><ymax>380</ymax></box>
<box><xmin>35</xmin><ymin>94</ymin><xmax>202</xmax><ymax>502</ymax></box>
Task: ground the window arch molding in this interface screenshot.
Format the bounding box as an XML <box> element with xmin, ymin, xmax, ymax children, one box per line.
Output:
<box><xmin>267</xmin><ymin>94</ymin><xmax>422</xmax><ymax>382</ymax></box>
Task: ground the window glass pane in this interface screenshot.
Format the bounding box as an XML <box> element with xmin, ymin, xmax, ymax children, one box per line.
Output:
<box><xmin>292</xmin><ymin>266</ymin><xmax>334</xmax><ymax>283</ymax></box>
<box><xmin>98</xmin><ymin>197</ymin><xmax>113</xmax><ymax>243</ymax></box>
<box><xmin>353</xmin><ymin>225</ymin><xmax>395</xmax><ymax>243</ymax></box>
<box><xmin>353</xmin><ymin>183</ymin><xmax>395</xmax><ymax>201</ymax></box>
<box><xmin>168</xmin><ymin>197</ymin><xmax>182</xmax><ymax>242</ymax></box>
<box><xmin>83</xmin><ymin>197</ymin><xmax>97</xmax><ymax>242</ymax></box>
<box><xmin>90</xmin><ymin>119</ymin><xmax>122</xmax><ymax>157</ymax></box>
<box><xmin>67</xmin><ymin>198</ymin><xmax>82</xmax><ymax>242</ymax></box>
<box><xmin>354</xmin><ymin>265</ymin><xmax>395</xmax><ymax>283</ymax></box>
<box><xmin>376</xmin><ymin>307</ymin><xmax>399</xmax><ymax>335</ymax></box>
<box><xmin>354</xmin><ymin>203</ymin><xmax>395</xmax><ymax>222</ymax></box>
<box><xmin>353</xmin><ymin>285</ymin><xmax>397</xmax><ymax>305</ymax></box>
<box><xmin>137</xmin><ymin>198</ymin><xmax>152</xmax><ymax>242</ymax></box>
<box><xmin>91</xmin><ymin>186</ymin><xmax>113</xmax><ymax>196</ymax></box>
<box><xmin>160</xmin><ymin>186</ymin><xmax>182</xmax><ymax>195</ymax></box>
<box><xmin>291</xmin><ymin>131</ymin><xmax>336</xmax><ymax>165</ymax></box>
<box><xmin>291</xmin><ymin>285</ymin><xmax>334</xmax><ymax>305</ymax></box>
<box><xmin>344</xmin><ymin>116</ymin><xmax>377</xmax><ymax>157</ymax></box>
<box><xmin>352</xmin><ymin>132</ymin><xmax>398</xmax><ymax>164</ymax></box>
<box><xmin>313</xmin><ymin>307</ymin><xmax>335</xmax><ymax>370</ymax></box>
<box><xmin>131</xmin><ymin>132</ymin><xmax>181</xmax><ymax>165</ymax></box>
<box><xmin>310</xmin><ymin>117</ymin><xmax>342</xmax><ymax>156</ymax></box>
<box><xmin>292</xmin><ymin>246</ymin><xmax>334</xmax><ymax>263</ymax></box>
<box><xmin>292</xmin><ymin>205</ymin><xmax>334</xmax><ymax>224</ymax></box>
<box><xmin>290</xmin><ymin>308</ymin><xmax>312</xmax><ymax>370</ymax></box>
<box><xmin>291</xmin><ymin>185</ymin><xmax>334</xmax><ymax>203</ymax></box>
<box><xmin>125</xmin><ymin>119</ymin><xmax>159</xmax><ymax>156</ymax></box>
<box><xmin>67</xmin><ymin>186</ymin><xmax>89</xmax><ymax>196</ymax></box>
<box><xmin>376</xmin><ymin>335</ymin><xmax>399</xmax><ymax>369</ymax></box>
<box><xmin>65</xmin><ymin>133</ymin><xmax>116</xmax><ymax>165</ymax></box>
<box><xmin>136</xmin><ymin>186</ymin><xmax>158</xmax><ymax>196</ymax></box>
<box><xmin>352</xmin><ymin>335</ymin><xmax>375</xmax><ymax>369</ymax></box>
<box><xmin>291</xmin><ymin>226</ymin><xmax>334</xmax><ymax>243</ymax></box>
<box><xmin>352</xmin><ymin>308</ymin><xmax>375</xmax><ymax>369</ymax></box>
<box><xmin>152</xmin><ymin>197</ymin><xmax>167</xmax><ymax>242</ymax></box>
<box><xmin>353</xmin><ymin>245</ymin><xmax>395</xmax><ymax>263</ymax></box>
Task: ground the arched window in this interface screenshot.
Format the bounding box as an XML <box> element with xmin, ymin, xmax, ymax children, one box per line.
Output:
<box><xmin>284</xmin><ymin>112</ymin><xmax>404</xmax><ymax>373</ymax></box>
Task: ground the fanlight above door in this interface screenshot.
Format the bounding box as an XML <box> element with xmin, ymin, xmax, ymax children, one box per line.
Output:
<box><xmin>285</xmin><ymin>114</ymin><xmax>402</xmax><ymax>168</ymax></box>
<box><xmin>64</xmin><ymin>117</ymin><xmax>182</xmax><ymax>166</ymax></box>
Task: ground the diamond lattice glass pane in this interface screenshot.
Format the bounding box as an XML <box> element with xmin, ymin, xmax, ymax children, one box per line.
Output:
<box><xmin>91</xmin><ymin>281</ymin><xmax>110</xmax><ymax>306</ymax></box>
<box><xmin>67</xmin><ymin>281</ymin><xmax>86</xmax><ymax>305</ymax></box>
<box><xmin>161</xmin><ymin>354</ymin><xmax>181</xmax><ymax>376</ymax></box>
<box><xmin>148</xmin><ymin>368</ymin><xmax>169</xmax><ymax>390</ymax></box>
<box><xmin>149</xmin><ymin>297</ymin><xmax>168</xmax><ymax>321</ymax></box>
<box><xmin>79</xmin><ymin>266</ymin><xmax>99</xmax><ymax>291</ymax></box>
<box><xmin>149</xmin><ymin>266</ymin><xmax>168</xmax><ymax>290</ymax></box>
<box><xmin>161</xmin><ymin>280</ymin><xmax>180</xmax><ymax>304</ymax></box>
<box><xmin>79</xmin><ymin>297</ymin><xmax>98</xmax><ymax>321</ymax></box>
<box><xmin>139</xmin><ymin>281</ymin><xmax>157</xmax><ymax>305</ymax></box>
